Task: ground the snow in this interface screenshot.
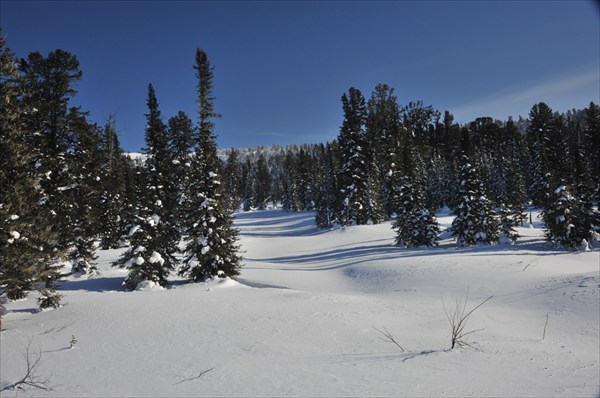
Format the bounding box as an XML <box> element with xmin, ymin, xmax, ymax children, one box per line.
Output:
<box><xmin>148</xmin><ymin>214</ymin><xmax>160</xmax><ymax>226</ymax></box>
<box><xmin>1</xmin><ymin>209</ymin><xmax>599</xmax><ymax>397</ymax></box>
<box><xmin>128</xmin><ymin>224</ymin><xmax>140</xmax><ymax>236</ymax></box>
<box><xmin>135</xmin><ymin>280</ymin><xmax>165</xmax><ymax>291</ymax></box>
<box><xmin>148</xmin><ymin>251</ymin><xmax>164</xmax><ymax>265</ymax></box>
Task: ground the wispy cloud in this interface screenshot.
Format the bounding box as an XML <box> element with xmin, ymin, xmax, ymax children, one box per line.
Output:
<box><xmin>256</xmin><ymin>131</ymin><xmax>288</xmax><ymax>138</ymax></box>
<box><xmin>451</xmin><ymin>67</ymin><xmax>599</xmax><ymax>121</ymax></box>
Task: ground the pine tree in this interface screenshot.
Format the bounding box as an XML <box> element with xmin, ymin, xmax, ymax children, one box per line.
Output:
<box><xmin>16</xmin><ymin>48</ymin><xmax>85</xmax><ymax>307</ymax></box>
<box><xmin>583</xmin><ymin>102</ymin><xmax>600</xmax><ymax>201</ymax></box>
<box><xmin>542</xmin><ymin>132</ymin><xmax>596</xmax><ymax>250</ymax></box>
<box><xmin>542</xmin><ymin>184</ymin><xmax>591</xmax><ymax>250</ymax></box>
<box><xmin>315</xmin><ymin>143</ymin><xmax>339</xmax><ymax>229</ymax></box>
<box><xmin>67</xmin><ymin>110</ymin><xmax>102</xmax><ymax>275</ymax></box>
<box><xmin>526</xmin><ymin>102</ymin><xmax>555</xmax><ymax>207</ymax></box>
<box><xmin>337</xmin><ymin>87</ymin><xmax>372</xmax><ymax>226</ymax></box>
<box><xmin>113</xmin><ymin>85</ymin><xmax>179</xmax><ymax>289</ymax></box>
<box><xmin>253</xmin><ymin>153</ymin><xmax>271</xmax><ymax>209</ymax></box>
<box><xmin>180</xmin><ymin>48</ymin><xmax>241</xmax><ymax>282</ymax></box>
<box><xmin>167</xmin><ymin>110</ymin><xmax>195</xmax><ymax>225</ymax></box>
<box><xmin>98</xmin><ymin>117</ymin><xmax>127</xmax><ymax>249</ymax></box>
<box><xmin>392</xmin><ymin>139</ymin><xmax>439</xmax><ymax>247</ymax></box>
<box><xmin>0</xmin><ymin>35</ymin><xmax>63</xmax><ymax>313</ymax></box>
<box><xmin>240</xmin><ymin>158</ymin><xmax>254</xmax><ymax>211</ymax></box>
<box><xmin>222</xmin><ymin>148</ymin><xmax>243</xmax><ymax>212</ymax></box>
<box><xmin>450</xmin><ymin>155</ymin><xmax>499</xmax><ymax>246</ymax></box>
<box><xmin>366</xmin><ymin>83</ymin><xmax>403</xmax><ymax>219</ymax></box>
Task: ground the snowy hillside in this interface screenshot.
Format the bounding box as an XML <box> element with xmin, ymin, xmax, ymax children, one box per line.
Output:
<box><xmin>1</xmin><ymin>210</ymin><xmax>599</xmax><ymax>397</ymax></box>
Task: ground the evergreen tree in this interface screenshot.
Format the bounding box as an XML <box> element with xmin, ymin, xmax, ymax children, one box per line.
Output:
<box><xmin>315</xmin><ymin>143</ymin><xmax>339</xmax><ymax>229</ymax></box>
<box><xmin>526</xmin><ymin>102</ymin><xmax>554</xmax><ymax>207</ymax></box>
<box><xmin>583</xmin><ymin>102</ymin><xmax>600</xmax><ymax>201</ymax></box>
<box><xmin>240</xmin><ymin>158</ymin><xmax>254</xmax><ymax>211</ymax></box>
<box><xmin>16</xmin><ymin>48</ymin><xmax>86</xmax><ymax>307</ymax></box>
<box><xmin>180</xmin><ymin>48</ymin><xmax>241</xmax><ymax>282</ymax></box>
<box><xmin>253</xmin><ymin>153</ymin><xmax>271</xmax><ymax>209</ymax></box>
<box><xmin>98</xmin><ymin>117</ymin><xmax>127</xmax><ymax>249</ymax></box>
<box><xmin>449</xmin><ymin>155</ymin><xmax>499</xmax><ymax>246</ymax></box>
<box><xmin>337</xmin><ymin>87</ymin><xmax>372</xmax><ymax>226</ymax></box>
<box><xmin>403</xmin><ymin>100</ymin><xmax>440</xmax><ymax>146</ymax></box>
<box><xmin>113</xmin><ymin>85</ymin><xmax>179</xmax><ymax>289</ymax></box>
<box><xmin>67</xmin><ymin>110</ymin><xmax>102</xmax><ymax>275</ymax></box>
<box><xmin>366</xmin><ymin>83</ymin><xmax>403</xmax><ymax>218</ymax></box>
<box><xmin>0</xmin><ymin>35</ymin><xmax>62</xmax><ymax>312</ymax></box>
<box><xmin>392</xmin><ymin>138</ymin><xmax>439</xmax><ymax>247</ymax></box>
<box><xmin>542</xmin><ymin>184</ymin><xmax>593</xmax><ymax>250</ymax></box>
<box><xmin>167</xmin><ymin>110</ymin><xmax>195</xmax><ymax>225</ymax></box>
<box><xmin>222</xmin><ymin>148</ymin><xmax>243</xmax><ymax>212</ymax></box>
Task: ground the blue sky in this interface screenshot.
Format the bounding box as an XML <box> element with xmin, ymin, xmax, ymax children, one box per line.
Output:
<box><xmin>2</xmin><ymin>0</ymin><xmax>599</xmax><ymax>152</ymax></box>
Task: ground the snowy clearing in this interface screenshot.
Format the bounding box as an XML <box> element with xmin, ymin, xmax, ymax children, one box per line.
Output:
<box><xmin>1</xmin><ymin>209</ymin><xmax>599</xmax><ymax>397</ymax></box>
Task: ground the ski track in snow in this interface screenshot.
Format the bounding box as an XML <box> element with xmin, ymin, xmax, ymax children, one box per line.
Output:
<box><xmin>1</xmin><ymin>209</ymin><xmax>599</xmax><ymax>397</ymax></box>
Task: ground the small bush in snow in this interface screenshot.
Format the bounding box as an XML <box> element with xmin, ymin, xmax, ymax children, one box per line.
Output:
<box><xmin>443</xmin><ymin>289</ymin><xmax>493</xmax><ymax>350</ymax></box>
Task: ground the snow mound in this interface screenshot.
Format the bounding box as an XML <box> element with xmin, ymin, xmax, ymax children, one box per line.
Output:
<box><xmin>205</xmin><ymin>276</ymin><xmax>243</xmax><ymax>289</ymax></box>
<box><xmin>134</xmin><ymin>280</ymin><xmax>165</xmax><ymax>291</ymax></box>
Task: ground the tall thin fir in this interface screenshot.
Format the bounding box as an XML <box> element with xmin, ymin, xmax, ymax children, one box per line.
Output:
<box><xmin>336</xmin><ymin>87</ymin><xmax>372</xmax><ymax>226</ymax></box>
<box><xmin>113</xmin><ymin>84</ymin><xmax>179</xmax><ymax>289</ymax></box>
<box><xmin>180</xmin><ymin>49</ymin><xmax>242</xmax><ymax>282</ymax></box>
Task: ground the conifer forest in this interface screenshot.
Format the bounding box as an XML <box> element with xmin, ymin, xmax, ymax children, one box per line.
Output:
<box><xmin>1</xmin><ymin>33</ymin><xmax>599</xmax><ymax>315</ymax></box>
<box><xmin>1</xmin><ymin>31</ymin><xmax>600</xmax><ymax>397</ymax></box>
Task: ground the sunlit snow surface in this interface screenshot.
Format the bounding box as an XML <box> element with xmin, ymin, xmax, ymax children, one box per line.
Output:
<box><xmin>1</xmin><ymin>209</ymin><xmax>598</xmax><ymax>397</ymax></box>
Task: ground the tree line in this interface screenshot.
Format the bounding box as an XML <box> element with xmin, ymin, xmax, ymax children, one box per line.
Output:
<box><xmin>222</xmin><ymin>86</ymin><xmax>598</xmax><ymax>250</ymax></box>
<box><xmin>1</xmin><ymin>32</ymin><xmax>599</xmax><ymax>326</ymax></box>
<box><xmin>0</xmin><ymin>35</ymin><xmax>240</xmax><ymax>324</ymax></box>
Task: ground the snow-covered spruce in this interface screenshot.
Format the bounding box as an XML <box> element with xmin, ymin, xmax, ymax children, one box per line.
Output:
<box><xmin>179</xmin><ymin>48</ymin><xmax>242</xmax><ymax>282</ymax></box>
<box><xmin>542</xmin><ymin>185</ymin><xmax>595</xmax><ymax>250</ymax></box>
<box><xmin>449</xmin><ymin>156</ymin><xmax>499</xmax><ymax>246</ymax></box>
<box><xmin>393</xmin><ymin>176</ymin><xmax>439</xmax><ymax>247</ymax></box>
<box><xmin>112</xmin><ymin>84</ymin><xmax>179</xmax><ymax>290</ymax></box>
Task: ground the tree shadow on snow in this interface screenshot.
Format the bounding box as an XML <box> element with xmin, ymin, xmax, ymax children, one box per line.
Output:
<box><xmin>235</xmin><ymin>210</ymin><xmax>326</xmax><ymax>237</ymax></box>
<box><xmin>59</xmin><ymin>276</ymin><xmax>125</xmax><ymax>293</ymax></box>
<box><xmin>334</xmin><ymin>349</ymin><xmax>443</xmax><ymax>365</ymax></box>
<box><xmin>246</xmin><ymin>236</ymin><xmax>571</xmax><ymax>273</ymax></box>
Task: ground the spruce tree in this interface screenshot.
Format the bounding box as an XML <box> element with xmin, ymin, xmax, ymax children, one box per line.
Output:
<box><xmin>98</xmin><ymin>117</ymin><xmax>127</xmax><ymax>249</ymax></box>
<box><xmin>253</xmin><ymin>153</ymin><xmax>271</xmax><ymax>209</ymax></box>
<box><xmin>526</xmin><ymin>102</ymin><xmax>554</xmax><ymax>207</ymax></box>
<box><xmin>67</xmin><ymin>110</ymin><xmax>102</xmax><ymax>275</ymax></box>
<box><xmin>542</xmin><ymin>184</ymin><xmax>591</xmax><ymax>250</ymax></box>
<box><xmin>450</xmin><ymin>155</ymin><xmax>499</xmax><ymax>246</ymax></box>
<box><xmin>113</xmin><ymin>84</ymin><xmax>179</xmax><ymax>289</ymax></box>
<box><xmin>366</xmin><ymin>84</ymin><xmax>403</xmax><ymax>219</ymax></box>
<box><xmin>167</xmin><ymin>110</ymin><xmax>195</xmax><ymax>226</ymax></box>
<box><xmin>315</xmin><ymin>143</ymin><xmax>339</xmax><ymax>229</ymax></box>
<box><xmin>583</xmin><ymin>102</ymin><xmax>600</xmax><ymax>202</ymax></box>
<box><xmin>392</xmin><ymin>139</ymin><xmax>439</xmax><ymax>247</ymax></box>
<box><xmin>495</xmin><ymin>120</ymin><xmax>527</xmax><ymax>243</ymax></box>
<box><xmin>222</xmin><ymin>148</ymin><xmax>243</xmax><ymax>212</ymax></box>
<box><xmin>180</xmin><ymin>48</ymin><xmax>241</xmax><ymax>282</ymax></box>
<box><xmin>337</xmin><ymin>87</ymin><xmax>371</xmax><ymax>226</ymax></box>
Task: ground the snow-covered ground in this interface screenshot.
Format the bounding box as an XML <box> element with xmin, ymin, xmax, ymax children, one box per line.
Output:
<box><xmin>1</xmin><ymin>210</ymin><xmax>599</xmax><ymax>397</ymax></box>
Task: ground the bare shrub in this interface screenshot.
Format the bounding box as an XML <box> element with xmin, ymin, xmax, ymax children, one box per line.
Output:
<box><xmin>443</xmin><ymin>288</ymin><xmax>493</xmax><ymax>349</ymax></box>
<box><xmin>2</xmin><ymin>337</ymin><xmax>52</xmax><ymax>391</ymax></box>
<box><xmin>372</xmin><ymin>326</ymin><xmax>405</xmax><ymax>352</ymax></box>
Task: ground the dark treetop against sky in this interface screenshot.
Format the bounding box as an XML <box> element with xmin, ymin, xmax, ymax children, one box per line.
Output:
<box><xmin>2</xmin><ymin>0</ymin><xmax>599</xmax><ymax>152</ymax></box>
